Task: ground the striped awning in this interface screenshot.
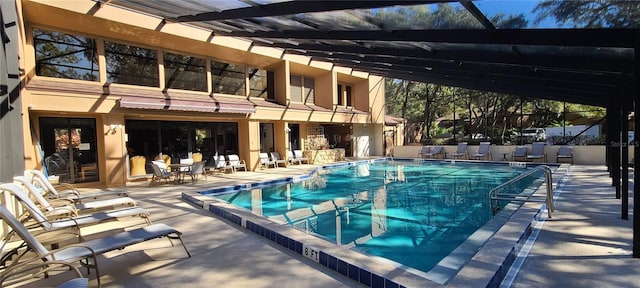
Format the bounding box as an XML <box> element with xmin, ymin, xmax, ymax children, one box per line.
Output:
<box><xmin>119</xmin><ymin>95</ymin><xmax>255</xmax><ymax>114</ymax></box>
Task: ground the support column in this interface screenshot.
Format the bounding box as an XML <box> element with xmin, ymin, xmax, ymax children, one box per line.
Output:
<box><xmin>621</xmin><ymin>107</ymin><xmax>629</xmax><ymax>220</ymax></box>
<box><xmin>274</xmin><ymin>121</ymin><xmax>289</xmax><ymax>165</ymax></box>
<box><xmin>610</xmin><ymin>102</ymin><xmax>621</xmax><ymax>198</ymax></box>
<box><xmin>632</xmin><ymin>31</ymin><xmax>640</xmax><ymax>258</ymax></box>
<box><xmin>238</xmin><ymin>119</ymin><xmax>260</xmax><ymax>171</ymax></box>
<box><xmin>606</xmin><ymin>104</ymin><xmax>612</xmax><ymax>176</ymax></box>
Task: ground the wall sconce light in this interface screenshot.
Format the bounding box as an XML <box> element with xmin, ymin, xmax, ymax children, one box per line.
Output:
<box><xmin>285</xmin><ymin>127</ymin><xmax>291</xmax><ymax>133</ymax></box>
<box><xmin>108</xmin><ymin>124</ymin><xmax>123</xmax><ymax>134</ymax></box>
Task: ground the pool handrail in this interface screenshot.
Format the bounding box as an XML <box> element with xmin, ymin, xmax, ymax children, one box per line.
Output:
<box><xmin>489</xmin><ymin>165</ymin><xmax>554</xmax><ymax>218</ymax></box>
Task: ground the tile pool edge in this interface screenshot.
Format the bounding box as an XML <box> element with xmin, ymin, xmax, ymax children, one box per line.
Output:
<box><xmin>445</xmin><ymin>164</ymin><xmax>569</xmax><ymax>287</ymax></box>
<box><xmin>180</xmin><ymin>160</ymin><xmax>570</xmax><ymax>288</ymax></box>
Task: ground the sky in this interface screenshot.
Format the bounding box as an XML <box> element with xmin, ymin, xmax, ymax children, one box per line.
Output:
<box><xmin>473</xmin><ymin>0</ymin><xmax>562</xmax><ymax>28</ymax></box>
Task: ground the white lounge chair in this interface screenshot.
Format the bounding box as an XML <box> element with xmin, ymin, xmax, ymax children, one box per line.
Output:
<box><xmin>227</xmin><ymin>154</ymin><xmax>247</xmax><ymax>172</ymax></box>
<box><xmin>452</xmin><ymin>142</ymin><xmax>469</xmax><ymax>159</ymax></box>
<box><xmin>29</xmin><ymin>170</ymin><xmax>127</xmax><ymax>204</ymax></box>
<box><xmin>471</xmin><ymin>142</ymin><xmax>492</xmax><ymax>160</ymax></box>
<box><xmin>14</xmin><ymin>176</ymin><xmax>137</xmax><ymax>216</ymax></box>
<box><xmin>211</xmin><ymin>155</ymin><xmax>233</xmax><ymax>174</ymax></box>
<box><xmin>0</xmin><ymin>203</ymin><xmax>189</xmax><ymax>287</ymax></box>
<box><xmin>287</xmin><ymin>150</ymin><xmax>301</xmax><ymax>165</ymax></box>
<box><xmin>270</xmin><ymin>152</ymin><xmax>286</xmax><ymax>167</ymax></box>
<box><xmin>294</xmin><ymin>150</ymin><xmax>309</xmax><ymax>164</ymax></box>
<box><xmin>0</xmin><ymin>183</ymin><xmax>151</xmax><ymax>238</ymax></box>
<box><xmin>527</xmin><ymin>142</ymin><xmax>547</xmax><ymax>162</ymax></box>
<box><xmin>260</xmin><ymin>153</ymin><xmax>276</xmax><ymax>168</ymax></box>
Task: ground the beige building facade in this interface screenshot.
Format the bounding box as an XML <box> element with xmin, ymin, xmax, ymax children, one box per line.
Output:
<box><xmin>8</xmin><ymin>0</ymin><xmax>387</xmax><ymax>187</ymax></box>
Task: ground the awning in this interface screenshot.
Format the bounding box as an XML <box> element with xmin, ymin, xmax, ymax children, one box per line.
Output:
<box><xmin>119</xmin><ymin>95</ymin><xmax>256</xmax><ymax>114</ymax></box>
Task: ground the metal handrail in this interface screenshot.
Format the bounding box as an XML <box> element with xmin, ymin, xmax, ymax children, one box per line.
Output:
<box><xmin>489</xmin><ymin>165</ymin><xmax>554</xmax><ymax>218</ymax></box>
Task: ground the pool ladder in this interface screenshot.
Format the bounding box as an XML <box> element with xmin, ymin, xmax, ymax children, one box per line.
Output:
<box><xmin>489</xmin><ymin>165</ymin><xmax>554</xmax><ymax>218</ymax></box>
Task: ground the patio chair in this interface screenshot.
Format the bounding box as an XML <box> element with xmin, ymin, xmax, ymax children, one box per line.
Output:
<box><xmin>288</xmin><ymin>150</ymin><xmax>301</xmax><ymax>165</ymax></box>
<box><xmin>0</xmin><ymin>183</ymin><xmax>151</xmax><ymax>238</ymax></box>
<box><xmin>0</xmin><ymin>203</ymin><xmax>190</xmax><ymax>288</ymax></box>
<box><xmin>154</xmin><ymin>154</ymin><xmax>171</xmax><ymax>168</ymax></box>
<box><xmin>527</xmin><ymin>142</ymin><xmax>547</xmax><ymax>162</ymax></box>
<box><xmin>191</xmin><ymin>152</ymin><xmax>203</xmax><ymax>162</ymax></box>
<box><xmin>471</xmin><ymin>142</ymin><xmax>492</xmax><ymax>160</ymax></box>
<box><xmin>422</xmin><ymin>146</ymin><xmax>443</xmax><ymax>159</ymax></box>
<box><xmin>187</xmin><ymin>161</ymin><xmax>207</xmax><ymax>182</ymax></box>
<box><xmin>556</xmin><ymin>146</ymin><xmax>573</xmax><ymax>164</ymax></box>
<box><xmin>452</xmin><ymin>142</ymin><xmax>469</xmax><ymax>159</ymax></box>
<box><xmin>260</xmin><ymin>153</ymin><xmax>276</xmax><ymax>168</ymax></box>
<box><xmin>418</xmin><ymin>146</ymin><xmax>431</xmax><ymax>158</ymax></box>
<box><xmin>512</xmin><ymin>146</ymin><xmax>528</xmax><ymax>162</ymax></box>
<box><xmin>227</xmin><ymin>154</ymin><xmax>247</xmax><ymax>172</ymax></box>
<box><xmin>294</xmin><ymin>150</ymin><xmax>309</xmax><ymax>164</ymax></box>
<box><xmin>270</xmin><ymin>152</ymin><xmax>286</xmax><ymax>167</ymax></box>
<box><xmin>151</xmin><ymin>161</ymin><xmax>173</xmax><ymax>184</ymax></box>
<box><xmin>129</xmin><ymin>156</ymin><xmax>147</xmax><ymax>176</ymax></box>
<box><xmin>29</xmin><ymin>170</ymin><xmax>128</xmax><ymax>203</ymax></box>
<box><xmin>14</xmin><ymin>176</ymin><xmax>137</xmax><ymax>216</ymax></box>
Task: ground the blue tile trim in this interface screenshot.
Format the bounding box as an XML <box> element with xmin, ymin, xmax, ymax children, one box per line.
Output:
<box><xmin>371</xmin><ymin>273</ymin><xmax>384</xmax><ymax>288</ymax></box>
<box><xmin>360</xmin><ymin>269</ymin><xmax>372</xmax><ymax>287</ymax></box>
<box><xmin>319</xmin><ymin>251</ymin><xmax>328</xmax><ymax>267</ymax></box>
<box><xmin>385</xmin><ymin>279</ymin><xmax>400</xmax><ymax>288</ymax></box>
<box><xmin>327</xmin><ymin>255</ymin><xmax>337</xmax><ymax>270</ymax></box>
<box><xmin>348</xmin><ymin>264</ymin><xmax>359</xmax><ymax>281</ymax></box>
<box><xmin>337</xmin><ymin>259</ymin><xmax>348</xmax><ymax>276</ymax></box>
<box><xmin>181</xmin><ymin>194</ymin><xmax>203</xmax><ymax>207</ymax></box>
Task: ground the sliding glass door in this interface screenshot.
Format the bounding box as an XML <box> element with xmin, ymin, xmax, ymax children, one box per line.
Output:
<box><xmin>39</xmin><ymin>117</ymin><xmax>98</xmax><ymax>183</ymax></box>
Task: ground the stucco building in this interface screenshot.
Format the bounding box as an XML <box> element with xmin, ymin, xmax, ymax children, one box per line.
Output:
<box><xmin>1</xmin><ymin>0</ymin><xmax>387</xmax><ymax>187</ymax></box>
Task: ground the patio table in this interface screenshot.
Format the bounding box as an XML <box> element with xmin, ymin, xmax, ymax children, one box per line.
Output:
<box><xmin>169</xmin><ymin>163</ymin><xmax>192</xmax><ymax>184</ymax></box>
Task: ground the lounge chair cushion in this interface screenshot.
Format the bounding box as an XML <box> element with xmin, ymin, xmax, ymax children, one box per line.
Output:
<box><xmin>52</xmin><ymin>224</ymin><xmax>182</xmax><ymax>260</ymax></box>
<box><xmin>49</xmin><ymin>207</ymin><xmax>149</xmax><ymax>230</ymax></box>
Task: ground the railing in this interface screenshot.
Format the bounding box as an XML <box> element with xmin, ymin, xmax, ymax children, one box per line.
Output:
<box><xmin>489</xmin><ymin>165</ymin><xmax>554</xmax><ymax>218</ymax></box>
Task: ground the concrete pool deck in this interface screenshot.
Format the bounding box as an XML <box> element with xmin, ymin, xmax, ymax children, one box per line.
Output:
<box><xmin>14</xmin><ymin>163</ymin><xmax>640</xmax><ymax>287</ymax></box>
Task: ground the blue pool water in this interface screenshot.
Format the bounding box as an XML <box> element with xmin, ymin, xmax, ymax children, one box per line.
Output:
<box><xmin>206</xmin><ymin>160</ymin><xmax>546</xmax><ymax>273</ymax></box>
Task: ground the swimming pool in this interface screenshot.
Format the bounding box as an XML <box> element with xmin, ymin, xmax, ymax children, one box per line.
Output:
<box><xmin>202</xmin><ymin>160</ymin><xmax>548</xmax><ymax>275</ymax></box>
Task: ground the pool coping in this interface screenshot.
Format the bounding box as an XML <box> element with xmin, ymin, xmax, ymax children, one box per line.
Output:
<box><xmin>181</xmin><ymin>158</ymin><xmax>569</xmax><ymax>288</ymax></box>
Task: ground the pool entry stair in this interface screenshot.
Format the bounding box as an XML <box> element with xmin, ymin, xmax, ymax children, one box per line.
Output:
<box><xmin>489</xmin><ymin>165</ymin><xmax>555</xmax><ymax>218</ymax></box>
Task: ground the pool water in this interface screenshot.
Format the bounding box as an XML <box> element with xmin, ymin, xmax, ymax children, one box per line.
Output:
<box><xmin>208</xmin><ymin>161</ymin><xmax>544</xmax><ymax>273</ymax></box>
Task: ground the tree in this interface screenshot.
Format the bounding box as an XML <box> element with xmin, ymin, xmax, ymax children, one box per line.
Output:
<box><xmin>33</xmin><ymin>28</ymin><xmax>98</xmax><ymax>81</ymax></box>
<box><xmin>534</xmin><ymin>0</ymin><xmax>640</xmax><ymax>28</ymax></box>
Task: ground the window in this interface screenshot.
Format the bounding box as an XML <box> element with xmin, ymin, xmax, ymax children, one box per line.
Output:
<box><xmin>211</xmin><ymin>60</ymin><xmax>245</xmax><ymax>96</ymax></box>
<box><xmin>248</xmin><ymin>68</ymin><xmax>275</xmax><ymax>99</ymax></box>
<box><xmin>163</xmin><ymin>52</ymin><xmax>207</xmax><ymax>92</ymax></box>
<box><xmin>290</xmin><ymin>75</ymin><xmax>315</xmax><ymax>104</ymax></box>
<box><xmin>33</xmin><ymin>28</ymin><xmax>98</xmax><ymax>81</ymax></box>
<box><xmin>304</xmin><ymin>78</ymin><xmax>315</xmax><ymax>104</ymax></box>
<box><xmin>337</xmin><ymin>83</ymin><xmax>353</xmax><ymax>106</ymax></box>
<box><xmin>126</xmin><ymin>120</ymin><xmax>238</xmax><ymax>167</ymax></box>
<box><xmin>290</xmin><ymin>75</ymin><xmax>302</xmax><ymax>102</ymax></box>
<box><xmin>105</xmin><ymin>41</ymin><xmax>159</xmax><ymax>87</ymax></box>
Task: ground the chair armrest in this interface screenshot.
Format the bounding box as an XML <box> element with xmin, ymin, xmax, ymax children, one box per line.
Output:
<box><xmin>0</xmin><ymin>258</ymin><xmax>85</xmax><ymax>287</ymax></box>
